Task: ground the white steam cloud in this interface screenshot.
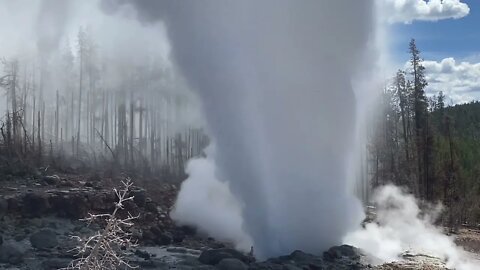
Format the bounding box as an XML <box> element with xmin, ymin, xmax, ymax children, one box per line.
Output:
<box><xmin>111</xmin><ymin>0</ymin><xmax>382</xmax><ymax>258</ymax></box>
<box><xmin>170</xmin><ymin>146</ymin><xmax>252</xmax><ymax>251</ymax></box>
<box><xmin>101</xmin><ymin>2</ymin><xmax>480</xmax><ymax>267</ymax></box>
<box><xmin>345</xmin><ymin>185</ymin><xmax>479</xmax><ymax>270</ymax></box>
<box><xmin>35</xmin><ymin>0</ymin><xmax>70</xmax><ymax>56</ymax></box>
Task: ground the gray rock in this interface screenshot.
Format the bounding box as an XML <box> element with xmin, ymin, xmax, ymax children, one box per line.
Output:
<box><xmin>173</xmin><ymin>266</ymin><xmax>194</xmax><ymax>270</ymax></box>
<box><xmin>50</xmin><ymin>194</ymin><xmax>88</xmax><ymax>219</ymax></box>
<box><xmin>145</xmin><ymin>201</ymin><xmax>158</xmax><ymax>213</ymax></box>
<box><xmin>23</xmin><ymin>192</ymin><xmax>50</xmax><ymax>217</ymax></box>
<box><xmin>155</xmin><ymin>232</ymin><xmax>173</xmax><ymax>246</ymax></box>
<box><xmin>288</xmin><ymin>250</ymin><xmax>318</xmax><ymax>262</ymax></box>
<box><xmin>131</xmin><ymin>188</ymin><xmax>147</xmax><ymax>207</ymax></box>
<box><xmin>324</xmin><ymin>245</ymin><xmax>361</xmax><ymax>262</ymax></box>
<box><xmin>248</xmin><ymin>262</ymin><xmax>285</xmax><ymax>270</ymax></box>
<box><xmin>30</xmin><ymin>229</ymin><xmax>58</xmax><ymax>249</ymax></box>
<box><xmin>199</xmin><ymin>248</ymin><xmax>251</xmax><ymax>265</ymax></box>
<box><xmin>196</xmin><ymin>266</ymin><xmax>217</xmax><ymax>270</ymax></box>
<box><xmin>283</xmin><ymin>265</ymin><xmax>303</xmax><ymax>270</ymax></box>
<box><xmin>42</xmin><ymin>175</ymin><xmax>60</xmax><ymax>185</ymax></box>
<box><xmin>0</xmin><ymin>243</ymin><xmax>25</xmax><ymax>265</ymax></box>
<box><xmin>265</xmin><ymin>250</ymin><xmax>324</xmax><ymax>269</ymax></box>
<box><xmin>216</xmin><ymin>258</ymin><xmax>248</xmax><ymax>270</ymax></box>
<box><xmin>0</xmin><ymin>198</ymin><xmax>7</xmax><ymax>218</ymax></box>
<box><xmin>88</xmin><ymin>193</ymin><xmax>112</xmax><ymax>211</ymax></box>
<box><xmin>136</xmin><ymin>258</ymin><xmax>170</xmax><ymax>269</ymax></box>
<box><xmin>249</xmin><ymin>247</ymin><xmax>370</xmax><ymax>270</ymax></box>
<box><xmin>29</xmin><ymin>218</ymin><xmax>44</xmax><ymax>228</ymax></box>
<box><xmin>41</xmin><ymin>258</ymin><xmax>71</xmax><ymax>269</ymax></box>
<box><xmin>14</xmin><ymin>233</ymin><xmax>26</xmax><ymax>242</ymax></box>
<box><xmin>135</xmin><ymin>249</ymin><xmax>151</xmax><ymax>260</ymax></box>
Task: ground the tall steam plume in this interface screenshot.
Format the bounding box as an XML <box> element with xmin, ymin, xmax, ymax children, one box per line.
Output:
<box><xmin>107</xmin><ymin>0</ymin><xmax>380</xmax><ymax>258</ymax></box>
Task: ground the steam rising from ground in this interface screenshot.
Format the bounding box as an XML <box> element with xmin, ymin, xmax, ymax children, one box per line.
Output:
<box><xmin>136</xmin><ymin>0</ymin><xmax>380</xmax><ymax>258</ymax></box>
<box><xmin>171</xmin><ymin>146</ymin><xmax>252</xmax><ymax>251</ymax></box>
<box><xmin>344</xmin><ymin>185</ymin><xmax>479</xmax><ymax>270</ymax></box>
<box><xmin>106</xmin><ymin>1</ymin><xmax>479</xmax><ymax>266</ymax></box>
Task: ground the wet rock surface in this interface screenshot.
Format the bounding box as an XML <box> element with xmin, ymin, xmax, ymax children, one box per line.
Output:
<box><xmin>248</xmin><ymin>246</ymin><xmax>370</xmax><ymax>270</ymax></box>
<box><xmin>0</xmin><ymin>242</ymin><xmax>25</xmax><ymax>265</ymax></box>
<box><xmin>29</xmin><ymin>229</ymin><xmax>58</xmax><ymax>250</ymax></box>
<box><xmin>0</xmin><ymin>174</ymin><xmax>229</xmax><ymax>269</ymax></box>
<box><xmin>124</xmin><ymin>246</ymin><xmax>374</xmax><ymax>270</ymax></box>
<box><xmin>217</xmin><ymin>258</ymin><xmax>248</xmax><ymax>270</ymax></box>
<box><xmin>198</xmin><ymin>248</ymin><xmax>253</xmax><ymax>265</ymax></box>
<box><xmin>0</xmin><ymin>174</ymin><xmax>463</xmax><ymax>269</ymax></box>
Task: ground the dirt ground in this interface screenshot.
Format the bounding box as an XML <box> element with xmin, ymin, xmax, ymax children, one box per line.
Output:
<box><xmin>374</xmin><ymin>228</ymin><xmax>480</xmax><ymax>270</ymax></box>
<box><xmin>455</xmin><ymin>227</ymin><xmax>480</xmax><ymax>254</ymax></box>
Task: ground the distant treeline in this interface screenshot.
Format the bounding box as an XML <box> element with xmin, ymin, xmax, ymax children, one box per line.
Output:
<box><xmin>370</xmin><ymin>39</ymin><xmax>480</xmax><ymax>228</ymax></box>
<box><xmin>0</xmin><ymin>27</ymin><xmax>208</xmax><ymax>179</ymax></box>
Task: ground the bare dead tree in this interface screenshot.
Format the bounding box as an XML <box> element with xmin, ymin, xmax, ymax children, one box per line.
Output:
<box><xmin>62</xmin><ymin>179</ymin><xmax>139</xmax><ymax>270</ymax></box>
<box><xmin>95</xmin><ymin>128</ymin><xmax>116</xmax><ymax>163</ymax></box>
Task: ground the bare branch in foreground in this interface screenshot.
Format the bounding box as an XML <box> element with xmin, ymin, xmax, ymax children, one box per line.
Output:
<box><xmin>61</xmin><ymin>178</ymin><xmax>139</xmax><ymax>270</ymax></box>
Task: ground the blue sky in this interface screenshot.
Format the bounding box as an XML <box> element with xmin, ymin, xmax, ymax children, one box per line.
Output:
<box><xmin>392</xmin><ymin>0</ymin><xmax>480</xmax><ymax>62</ymax></box>
<box><xmin>387</xmin><ymin>0</ymin><xmax>479</xmax><ymax>104</ymax></box>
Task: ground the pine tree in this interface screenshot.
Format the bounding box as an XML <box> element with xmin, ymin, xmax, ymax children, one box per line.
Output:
<box><xmin>395</xmin><ymin>70</ymin><xmax>410</xmax><ymax>165</ymax></box>
<box><xmin>409</xmin><ymin>38</ymin><xmax>430</xmax><ymax>199</ymax></box>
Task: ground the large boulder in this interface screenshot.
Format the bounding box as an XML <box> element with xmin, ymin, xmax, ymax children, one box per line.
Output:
<box><xmin>265</xmin><ymin>250</ymin><xmax>324</xmax><ymax>270</ymax></box>
<box><xmin>216</xmin><ymin>258</ymin><xmax>248</xmax><ymax>270</ymax></box>
<box><xmin>199</xmin><ymin>248</ymin><xmax>251</xmax><ymax>265</ymax></box>
<box><xmin>42</xmin><ymin>175</ymin><xmax>60</xmax><ymax>186</ymax></box>
<box><xmin>323</xmin><ymin>245</ymin><xmax>361</xmax><ymax>262</ymax></box>
<box><xmin>287</xmin><ymin>250</ymin><xmax>318</xmax><ymax>262</ymax></box>
<box><xmin>30</xmin><ymin>229</ymin><xmax>58</xmax><ymax>250</ymax></box>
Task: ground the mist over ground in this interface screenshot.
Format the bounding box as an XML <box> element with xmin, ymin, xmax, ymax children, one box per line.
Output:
<box><xmin>0</xmin><ymin>0</ymin><xmax>205</xmax><ymax>174</ymax></box>
<box><xmin>345</xmin><ymin>186</ymin><xmax>478</xmax><ymax>270</ymax></box>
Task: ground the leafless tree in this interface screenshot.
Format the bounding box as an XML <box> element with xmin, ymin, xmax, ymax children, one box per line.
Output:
<box><xmin>62</xmin><ymin>179</ymin><xmax>139</xmax><ymax>270</ymax></box>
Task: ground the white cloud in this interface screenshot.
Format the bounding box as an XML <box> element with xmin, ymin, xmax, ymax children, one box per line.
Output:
<box><xmin>405</xmin><ymin>57</ymin><xmax>480</xmax><ymax>104</ymax></box>
<box><xmin>384</xmin><ymin>0</ymin><xmax>470</xmax><ymax>24</ymax></box>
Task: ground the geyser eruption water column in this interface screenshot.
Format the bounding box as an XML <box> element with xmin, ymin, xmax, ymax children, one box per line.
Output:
<box><xmin>118</xmin><ymin>0</ymin><xmax>379</xmax><ymax>258</ymax></box>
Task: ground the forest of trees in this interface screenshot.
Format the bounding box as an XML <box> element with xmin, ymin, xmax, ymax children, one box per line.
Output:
<box><xmin>0</xmin><ymin>27</ymin><xmax>208</xmax><ymax>179</ymax></box>
<box><xmin>370</xmin><ymin>39</ymin><xmax>480</xmax><ymax>228</ymax></box>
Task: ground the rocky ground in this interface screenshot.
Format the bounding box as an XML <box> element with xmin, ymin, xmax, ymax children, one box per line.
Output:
<box><xmin>0</xmin><ymin>172</ymin><xmax>476</xmax><ymax>269</ymax></box>
<box><xmin>455</xmin><ymin>227</ymin><xmax>480</xmax><ymax>255</ymax></box>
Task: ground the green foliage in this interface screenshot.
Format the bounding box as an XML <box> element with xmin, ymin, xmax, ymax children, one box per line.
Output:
<box><xmin>372</xmin><ymin>40</ymin><xmax>480</xmax><ymax>226</ymax></box>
